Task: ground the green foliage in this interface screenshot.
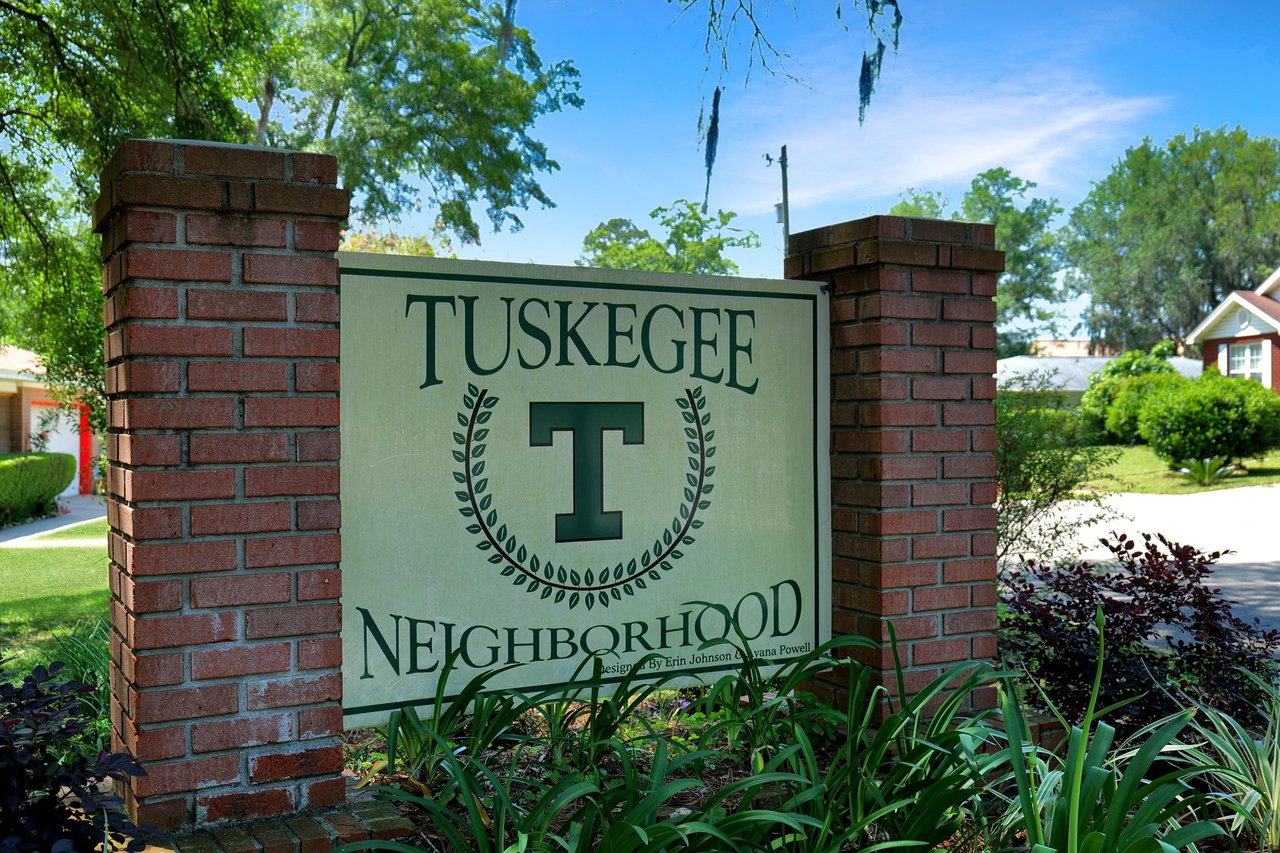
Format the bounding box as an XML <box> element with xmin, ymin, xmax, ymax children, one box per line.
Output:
<box><xmin>1079</xmin><ymin>344</ymin><xmax>1178</xmax><ymax>437</ymax></box>
<box><xmin>1175</xmin><ymin>456</ymin><xmax>1239</xmax><ymax>487</ymax></box>
<box><xmin>0</xmin><ymin>0</ymin><xmax>582</xmax><ymax>421</ymax></box>
<box><xmin>1138</xmin><ymin>371</ymin><xmax>1280</xmax><ymax>465</ymax></box>
<box><xmin>41</xmin><ymin>616</ymin><xmax>112</xmax><ymax>757</ymax></box>
<box><xmin>0</xmin><ymin>453</ymin><xmax>75</xmax><ymax>525</ymax></box>
<box><xmin>888</xmin><ymin>187</ymin><xmax>949</xmax><ymax>218</ymax></box>
<box><xmin>959</xmin><ymin>167</ymin><xmax>1064</xmax><ymax>335</ymax></box>
<box><xmin>1179</xmin><ymin>669</ymin><xmax>1280</xmax><ymax>850</ymax></box>
<box><xmin>992</xmin><ymin>610</ymin><xmax>1226</xmax><ymax>853</ymax></box>
<box><xmin>578</xmin><ymin>200</ymin><xmax>760</xmax><ymax>276</ymax></box>
<box><xmin>891</xmin><ymin>168</ymin><xmax>1064</xmax><ymax>339</ymax></box>
<box><xmin>1065</xmin><ymin>125</ymin><xmax>1280</xmax><ymax>351</ymax></box>
<box><xmin>995</xmin><ymin>371</ymin><xmax>1118</xmax><ymax>561</ymax></box>
<box><xmin>1103</xmin><ymin>372</ymin><xmax>1189</xmax><ymax>445</ymax></box>
<box><xmin>271</xmin><ymin>0</ymin><xmax>582</xmax><ymax>240</ymax></box>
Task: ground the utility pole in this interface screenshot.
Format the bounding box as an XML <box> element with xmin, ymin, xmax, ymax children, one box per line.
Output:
<box><xmin>765</xmin><ymin>145</ymin><xmax>790</xmax><ymax>251</ymax></box>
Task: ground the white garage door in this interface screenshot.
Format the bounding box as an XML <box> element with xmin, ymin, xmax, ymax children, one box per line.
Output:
<box><xmin>29</xmin><ymin>403</ymin><xmax>80</xmax><ymax>497</ymax></box>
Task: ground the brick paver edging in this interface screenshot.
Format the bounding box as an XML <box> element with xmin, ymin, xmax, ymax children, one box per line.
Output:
<box><xmin>152</xmin><ymin>800</ymin><xmax>415</xmax><ymax>852</ymax></box>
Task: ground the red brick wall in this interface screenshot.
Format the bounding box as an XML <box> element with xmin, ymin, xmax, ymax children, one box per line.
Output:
<box><xmin>785</xmin><ymin>216</ymin><xmax>1002</xmax><ymax>707</ymax></box>
<box><xmin>94</xmin><ymin>140</ymin><xmax>349</xmax><ymax>830</ymax></box>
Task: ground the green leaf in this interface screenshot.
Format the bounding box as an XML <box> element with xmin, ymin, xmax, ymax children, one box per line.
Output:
<box><xmin>558</xmin><ymin>566</ymin><xmax>568</xmax><ymax>584</ymax></box>
<box><xmin>677</xmin><ymin>397</ymin><xmax>690</xmax><ymax>409</ymax></box>
<box><xmin>487</xmin><ymin>554</ymin><xmax>502</xmax><ymax>564</ymax></box>
<box><xmin>541</xmin><ymin>587</ymin><xmax>553</xmax><ymax>600</ymax></box>
<box><xmin>679</xmin><ymin>504</ymin><xmax>689</xmax><ymax>519</ymax></box>
<box><xmin>636</xmin><ymin>578</ymin><xmax>647</xmax><ymax>589</ymax></box>
<box><xmin>624</xmin><ymin>585</ymin><xmax>635</xmax><ymax>596</ymax></box>
<box><xmin>452</xmin><ymin>450</ymin><xmax>465</xmax><ymax>463</ymax></box>
<box><xmin>477</xmin><ymin>540</ymin><xmax>491</xmax><ymax>551</ymax></box>
<box><xmin>705</xmin><ymin>466</ymin><xmax>716</xmax><ymax>477</ymax></box>
<box><xmin>463</xmin><ymin>395</ymin><xmax>474</xmax><ymax>410</ymax></box>
<box><xmin>501</xmin><ymin>566</ymin><xmax>514</xmax><ymax>576</ymax></box>
<box><xmin>663</xmin><ymin>530</ymin><xmax>673</xmax><ymax>546</ymax></box>
<box><xmin>684</xmin><ymin>487</ymin><xmax>695</xmax><ymax>502</ymax></box>
<box><xmin>682</xmin><ymin>411</ymin><xmax>695</xmax><ymax>423</ymax></box>
<box><xmin>467</xmin><ymin>383</ymin><xmax>479</xmax><ymax>398</ymax></box>
<box><xmin>474</xmin><ymin>478</ymin><xmax>488</xmax><ymax>494</ymax></box>
<box><xmin>455</xmin><ymin>491</ymin><xmax>468</xmax><ymax>502</ymax></box>
<box><xmin>570</xmin><ymin>569</ymin><xmax>581</xmax><ymax>586</ymax></box>
<box><xmin>474</xmin><ymin>428</ymin><xmax>489</xmax><ymax>442</ymax></box>
<box><xmin>691</xmin><ymin>520</ymin><xmax>703</xmax><ymax>529</ymax></box>
<box><xmin>457</xmin><ymin>412</ymin><xmax>468</xmax><ymax>427</ymax></box>
<box><xmin>496</xmin><ymin>524</ymin><xmax>507</xmax><ymax>541</ymax></box>
<box><xmin>514</xmin><ymin>574</ymin><xmax>526</xmax><ymax>586</ymax></box>
<box><xmin>459</xmin><ymin>507</ymin><xmax>474</xmax><ymax>517</ymax></box>
<box><xmin>479</xmin><ymin>494</ymin><xmax>492</xmax><ymax>511</ymax></box>
<box><xmin>702</xmin><ymin>484</ymin><xmax>714</xmax><ymax>495</ymax></box>
<box><xmin>701</xmin><ymin>413</ymin><xmax>710</xmax><ymax>425</ymax></box>
<box><xmin>466</xmin><ymin>524</ymin><xmax>481</xmax><ymax>534</ymax></box>
<box><xmin>453</xmin><ymin>471</ymin><xmax>466</xmax><ymax>484</ymax></box>
<box><xmin>555</xmin><ymin>590</ymin><xmax>565</xmax><ymax>604</ymax></box>
<box><xmin>687</xmin><ymin>442</ymin><xmax>699</xmax><ymax>454</ymax></box>
<box><xmin>685</xmin><ymin>427</ymin><xmax>697</xmax><ymax>439</ymax></box>
<box><xmin>568</xmin><ymin>592</ymin><xmax>579</xmax><ymax>609</ymax></box>
<box><xmin>661</xmin><ymin>561</ymin><xmax>672</xmax><ymax>570</ymax></box>
<box><xmin>705</xmin><ymin>430</ymin><xmax>715</xmax><ymax>441</ymax></box>
<box><xmin>517</xmin><ymin>545</ymin><xmax>527</xmax><ymax>562</ymax></box>
<box><xmin>585</xmin><ymin>592</ymin><xmax>595</xmax><ymax>610</ymax></box>
<box><xmin>483</xmin><ymin>396</ymin><xmax>499</xmax><ymax>408</ymax></box>
<box><xmin>531</xmin><ymin>555</ymin><xmax>540</xmax><ymax>573</ymax></box>
<box><xmin>473</xmin><ymin>460</ymin><xmax>486</xmax><ymax>477</ymax></box>
<box><xmin>706</xmin><ymin>447</ymin><xmax>716</xmax><ymax>458</ymax></box>
<box><xmin>648</xmin><ymin>570</ymin><xmax>660</xmax><ymax>580</ymax></box>
<box><xmin>611</xmin><ymin>588</ymin><xmax>621</xmax><ymax>601</ymax></box>
<box><xmin>688</xmin><ymin>457</ymin><xmax>698</xmax><ymax>470</ymax></box>
<box><xmin>477</xmin><ymin>410</ymin><xmax>492</xmax><ymax>424</ymax></box>
<box><xmin>471</xmin><ymin>444</ymin><xmax>486</xmax><ymax>458</ymax></box>
<box><xmin>453</xmin><ymin>431</ymin><xmax>465</xmax><ymax>445</ymax></box>
<box><xmin>486</xmin><ymin>510</ymin><xmax>497</xmax><ymax>526</ymax></box>
<box><xmin>693</xmin><ymin>387</ymin><xmax>703</xmax><ymax>400</ymax></box>
<box><xmin>698</xmin><ymin>500</ymin><xmax>710</xmax><ymax>509</ymax></box>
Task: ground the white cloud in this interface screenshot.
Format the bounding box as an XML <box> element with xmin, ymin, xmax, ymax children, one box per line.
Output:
<box><xmin>714</xmin><ymin>63</ymin><xmax>1167</xmax><ymax>217</ymax></box>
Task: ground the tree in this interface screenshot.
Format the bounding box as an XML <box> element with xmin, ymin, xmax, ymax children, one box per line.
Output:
<box><xmin>577</xmin><ymin>200</ymin><xmax>760</xmax><ymax>276</ymax></box>
<box><xmin>1065</xmin><ymin>126</ymin><xmax>1280</xmax><ymax>352</ymax></box>
<box><xmin>262</xmin><ymin>0</ymin><xmax>582</xmax><ymax>241</ymax></box>
<box><xmin>889</xmin><ymin>169</ymin><xmax>1064</xmax><ymax>355</ymax></box>
<box><xmin>0</xmin><ymin>0</ymin><xmax>581</xmax><ymax>419</ymax></box>
<box><xmin>888</xmin><ymin>188</ymin><xmax>948</xmax><ymax>219</ymax></box>
<box><xmin>678</xmin><ymin>1</ymin><xmax>903</xmax><ymax>199</ymax></box>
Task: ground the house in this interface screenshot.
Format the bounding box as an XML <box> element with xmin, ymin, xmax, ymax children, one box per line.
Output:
<box><xmin>1028</xmin><ymin>339</ymin><xmax>1118</xmax><ymax>357</ymax></box>
<box><xmin>997</xmin><ymin>354</ymin><xmax>1202</xmax><ymax>404</ymax></box>
<box><xmin>1186</xmin><ymin>266</ymin><xmax>1280</xmax><ymax>392</ymax></box>
<box><xmin>0</xmin><ymin>345</ymin><xmax>95</xmax><ymax>495</ymax></box>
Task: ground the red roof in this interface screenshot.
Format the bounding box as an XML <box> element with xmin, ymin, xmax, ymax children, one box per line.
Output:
<box><xmin>1235</xmin><ymin>290</ymin><xmax>1280</xmax><ymax>326</ymax></box>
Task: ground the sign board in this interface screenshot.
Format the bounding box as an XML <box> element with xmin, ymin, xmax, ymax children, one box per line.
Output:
<box><xmin>339</xmin><ymin>255</ymin><xmax>830</xmax><ymax>726</ymax></box>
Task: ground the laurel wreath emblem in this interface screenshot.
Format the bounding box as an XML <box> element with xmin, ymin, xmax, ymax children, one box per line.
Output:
<box><xmin>452</xmin><ymin>384</ymin><xmax>716</xmax><ymax>611</ymax></box>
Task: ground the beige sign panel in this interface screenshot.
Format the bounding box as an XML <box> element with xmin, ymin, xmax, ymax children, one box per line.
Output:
<box><xmin>339</xmin><ymin>255</ymin><xmax>830</xmax><ymax>726</ymax></box>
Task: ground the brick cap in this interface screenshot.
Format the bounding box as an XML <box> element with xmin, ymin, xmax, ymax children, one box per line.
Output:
<box><xmin>787</xmin><ymin>214</ymin><xmax>998</xmax><ymax>256</ymax></box>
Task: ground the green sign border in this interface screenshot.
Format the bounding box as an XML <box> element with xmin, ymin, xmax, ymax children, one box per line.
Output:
<box><xmin>338</xmin><ymin>257</ymin><xmax>830</xmax><ymax>715</ymax></box>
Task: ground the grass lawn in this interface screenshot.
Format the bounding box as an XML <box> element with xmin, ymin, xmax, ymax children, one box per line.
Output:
<box><xmin>31</xmin><ymin>517</ymin><xmax>111</xmax><ymax>540</ymax></box>
<box><xmin>0</xmin><ymin>545</ymin><xmax>109</xmax><ymax>671</ymax></box>
<box><xmin>1087</xmin><ymin>445</ymin><xmax>1280</xmax><ymax>494</ymax></box>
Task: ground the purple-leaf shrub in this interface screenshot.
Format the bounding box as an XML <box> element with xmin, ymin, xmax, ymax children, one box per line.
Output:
<box><xmin>1000</xmin><ymin>532</ymin><xmax>1280</xmax><ymax>734</ymax></box>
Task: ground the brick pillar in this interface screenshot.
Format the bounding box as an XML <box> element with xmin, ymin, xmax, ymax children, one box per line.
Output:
<box><xmin>785</xmin><ymin>215</ymin><xmax>1002</xmax><ymax>706</ymax></box>
<box><xmin>94</xmin><ymin>140</ymin><xmax>350</xmax><ymax>830</ymax></box>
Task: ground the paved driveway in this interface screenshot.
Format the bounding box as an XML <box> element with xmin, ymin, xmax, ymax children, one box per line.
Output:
<box><xmin>1059</xmin><ymin>483</ymin><xmax>1280</xmax><ymax>632</ymax></box>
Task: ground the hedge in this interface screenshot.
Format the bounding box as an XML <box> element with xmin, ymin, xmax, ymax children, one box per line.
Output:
<box><xmin>0</xmin><ymin>453</ymin><xmax>75</xmax><ymax>525</ymax></box>
<box><xmin>1138</xmin><ymin>372</ymin><xmax>1280</xmax><ymax>465</ymax></box>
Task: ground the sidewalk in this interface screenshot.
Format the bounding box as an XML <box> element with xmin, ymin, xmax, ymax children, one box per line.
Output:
<box><xmin>0</xmin><ymin>494</ymin><xmax>108</xmax><ymax>545</ymax></box>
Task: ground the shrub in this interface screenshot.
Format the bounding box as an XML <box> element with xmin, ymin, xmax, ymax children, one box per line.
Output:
<box><xmin>0</xmin><ymin>453</ymin><xmax>75</xmax><ymax>525</ymax></box>
<box><xmin>0</xmin><ymin>660</ymin><xmax>153</xmax><ymax>852</ymax></box>
<box><xmin>1138</xmin><ymin>371</ymin><xmax>1280</xmax><ymax>465</ymax></box>
<box><xmin>1079</xmin><ymin>341</ymin><xmax>1177</xmax><ymax>436</ymax></box>
<box><xmin>1000</xmin><ymin>532</ymin><xmax>1280</xmax><ymax>736</ymax></box>
<box><xmin>1103</xmin><ymin>371</ymin><xmax>1188</xmax><ymax>444</ymax></box>
<box><xmin>996</xmin><ymin>370</ymin><xmax>1118</xmax><ymax>562</ymax></box>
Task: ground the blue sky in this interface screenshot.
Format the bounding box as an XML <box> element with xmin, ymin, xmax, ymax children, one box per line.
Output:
<box><xmin>398</xmin><ymin>0</ymin><xmax>1280</xmax><ymax>326</ymax></box>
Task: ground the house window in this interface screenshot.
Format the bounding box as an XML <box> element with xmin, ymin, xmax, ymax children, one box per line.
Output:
<box><xmin>1228</xmin><ymin>342</ymin><xmax>1264</xmax><ymax>383</ymax></box>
